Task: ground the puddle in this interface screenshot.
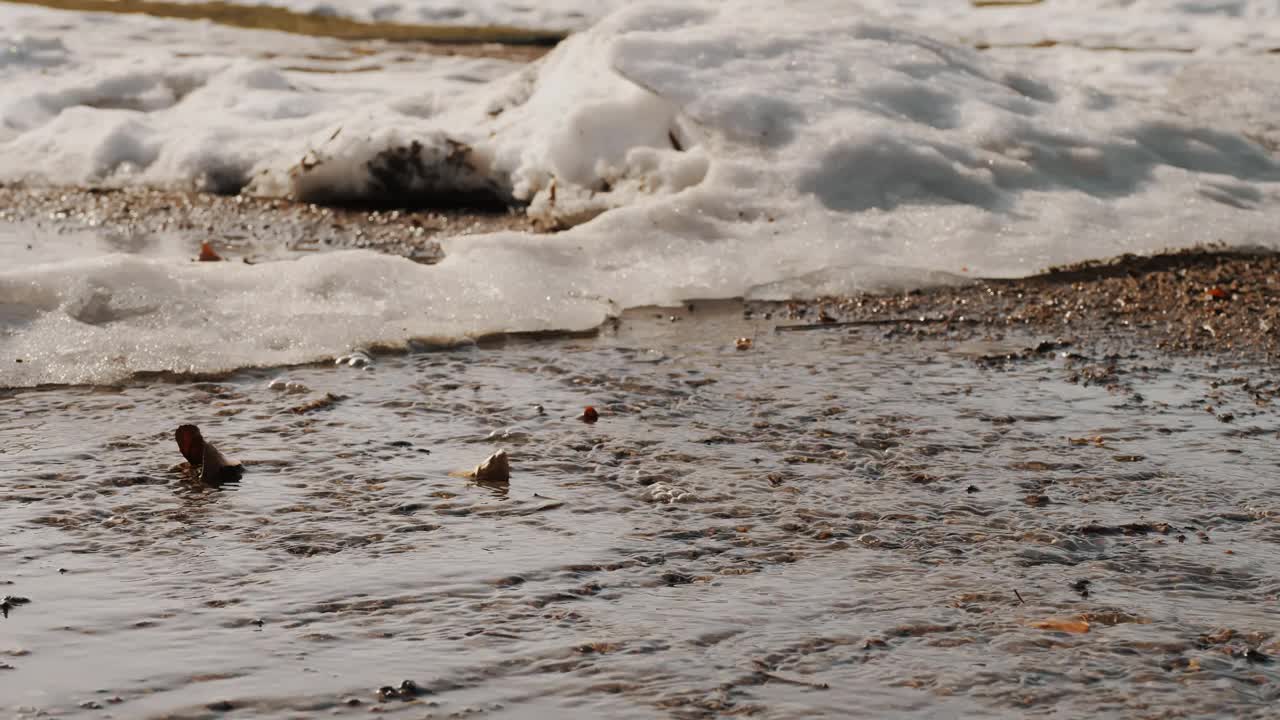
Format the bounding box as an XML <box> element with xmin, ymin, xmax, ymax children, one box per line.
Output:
<box><xmin>2</xmin><ymin>309</ymin><xmax>1278</xmax><ymax>717</ymax></box>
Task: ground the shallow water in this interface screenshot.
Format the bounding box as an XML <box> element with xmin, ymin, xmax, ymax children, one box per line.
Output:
<box><xmin>2</xmin><ymin>308</ymin><xmax>1279</xmax><ymax>719</ymax></box>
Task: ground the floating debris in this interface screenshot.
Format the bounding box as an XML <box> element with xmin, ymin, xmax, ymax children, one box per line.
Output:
<box><xmin>197</xmin><ymin>241</ymin><xmax>223</xmax><ymax>262</ymax></box>
<box><xmin>460</xmin><ymin>449</ymin><xmax>510</xmax><ymax>485</ymax></box>
<box><xmin>1028</xmin><ymin>617</ymin><xmax>1091</xmax><ymax>634</ymax></box>
<box><xmin>175</xmin><ymin>424</ymin><xmax>243</xmax><ymax>486</ymax></box>
<box><xmin>581</xmin><ymin>406</ymin><xmax>599</xmax><ymax>423</ymax></box>
<box><xmin>378</xmin><ymin>680</ymin><xmax>427</xmax><ymax>701</ymax></box>
<box><xmin>0</xmin><ymin>595</ymin><xmax>31</xmax><ymax>619</ymax></box>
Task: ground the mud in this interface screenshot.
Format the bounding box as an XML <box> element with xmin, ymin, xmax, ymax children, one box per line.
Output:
<box><xmin>779</xmin><ymin>246</ymin><xmax>1280</xmax><ymax>358</ymax></box>
<box><xmin>0</xmin><ymin>184</ymin><xmax>535</xmax><ymax>264</ymax></box>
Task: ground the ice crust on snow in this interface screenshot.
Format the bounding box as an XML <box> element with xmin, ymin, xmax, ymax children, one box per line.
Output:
<box><xmin>0</xmin><ymin>249</ymin><xmax>608</xmax><ymax>386</ymax></box>
<box><xmin>2</xmin><ymin>0</ymin><xmax>1280</xmax><ymax>386</ymax></box>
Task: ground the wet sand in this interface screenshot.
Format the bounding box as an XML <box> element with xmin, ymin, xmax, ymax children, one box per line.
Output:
<box><xmin>778</xmin><ymin>247</ymin><xmax>1280</xmax><ymax>358</ymax></box>
<box><xmin>0</xmin><ymin>184</ymin><xmax>535</xmax><ymax>265</ymax></box>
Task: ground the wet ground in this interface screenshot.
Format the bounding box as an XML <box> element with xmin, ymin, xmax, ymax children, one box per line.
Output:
<box><xmin>3</xmin><ymin>304</ymin><xmax>1279</xmax><ymax>719</ymax></box>
<box><xmin>0</xmin><ymin>186</ymin><xmax>534</xmax><ymax>266</ymax></box>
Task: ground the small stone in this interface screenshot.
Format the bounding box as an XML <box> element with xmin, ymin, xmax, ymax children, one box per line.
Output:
<box><xmin>470</xmin><ymin>450</ymin><xmax>510</xmax><ymax>485</ymax></box>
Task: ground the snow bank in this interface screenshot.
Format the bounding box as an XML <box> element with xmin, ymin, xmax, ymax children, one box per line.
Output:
<box><xmin>3</xmin><ymin>0</ymin><xmax>1280</xmax><ymax>386</ymax></box>
<box><xmin>0</xmin><ymin>4</ymin><xmax>521</xmax><ymax>193</ymax></box>
<box><xmin>0</xmin><ymin>248</ymin><xmax>608</xmax><ymax>387</ymax></box>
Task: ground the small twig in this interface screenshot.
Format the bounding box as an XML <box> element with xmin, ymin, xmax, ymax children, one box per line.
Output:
<box><xmin>774</xmin><ymin>316</ymin><xmax>974</xmax><ymax>332</ymax></box>
<box><xmin>757</xmin><ymin>670</ymin><xmax>830</xmax><ymax>690</ymax></box>
<box><xmin>1014</xmin><ymin>589</ymin><xmax>1026</xmax><ymax>605</ymax></box>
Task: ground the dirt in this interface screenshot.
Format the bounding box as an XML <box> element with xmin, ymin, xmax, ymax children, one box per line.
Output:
<box><xmin>773</xmin><ymin>247</ymin><xmax>1280</xmax><ymax>358</ymax></box>
<box><xmin>0</xmin><ymin>184</ymin><xmax>536</xmax><ymax>264</ymax></box>
<box><xmin>6</xmin><ymin>0</ymin><xmax>562</xmax><ymax>59</ymax></box>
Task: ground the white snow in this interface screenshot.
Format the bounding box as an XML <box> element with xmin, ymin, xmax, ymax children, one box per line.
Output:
<box><xmin>0</xmin><ymin>5</ymin><xmax>521</xmax><ymax>193</ymax></box>
<box><xmin>2</xmin><ymin>0</ymin><xmax>1280</xmax><ymax>386</ymax></box>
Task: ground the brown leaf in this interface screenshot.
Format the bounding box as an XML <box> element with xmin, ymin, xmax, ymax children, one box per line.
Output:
<box><xmin>198</xmin><ymin>242</ymin><xmax>223</xmax><ymax>262</ymax></box>
<box><xmin>175</xmin><ymin>424</ymin><xmax>206</xmax><ymax>465</ymax></box>
<box><xmin>199</xmin><ymin>440</ymin><xmax>241</xmax><ymax>485</ymax></box>
<box><xmin>580</xmin><ymin>406</ymin><xmax>599</xmax><ymax>424</ymax></box>
<box><xmin>1029</xmin><ymin>617</ymin><xmax>1091</xmax><ymax>634</ymax></box>
<box><xmin>469</xmin><ymin>450</ymin><xmax>510</xmax><ymax>485</ymax></box>
<box><xmin>174</xmin><ymin>424</ymin><xmax>242</xmax><ymax>485</ymax></box>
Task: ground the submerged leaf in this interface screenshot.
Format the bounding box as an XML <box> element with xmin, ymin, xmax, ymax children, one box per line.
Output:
<box><xmin>1029</xmin><ymin>617</ymin><xmax>1091</xmax><ymax>634</ymax></box>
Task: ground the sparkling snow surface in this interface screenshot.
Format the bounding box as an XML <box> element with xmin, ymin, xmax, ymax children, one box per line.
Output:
<box><xmin>2</xmin><ymin>0</ymin><xmax>1279</xmax><ymax>386</ymax></box>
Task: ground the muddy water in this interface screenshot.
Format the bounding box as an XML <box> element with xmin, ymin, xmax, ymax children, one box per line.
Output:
<box><xmin>2</xmin><ymin>308</ymin><xmax>1279</xmax><ymax>719</ymax></box>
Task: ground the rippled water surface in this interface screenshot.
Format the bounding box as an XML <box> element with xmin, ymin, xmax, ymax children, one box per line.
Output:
<box><xmin>3</xmin><ymin>309</ymin><xmax>1279</xmax><ymax>718</ymax></box>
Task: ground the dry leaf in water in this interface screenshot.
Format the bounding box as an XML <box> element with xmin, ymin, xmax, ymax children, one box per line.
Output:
<box><xmin>1028</xmin><ymin>617</ymin><xmax>1091</xmax><ymax>634</ymax></box>
<box><xmin>175</xmin><ymin>424</ymin><xmax>242</xmax><ymax>485</ymax></box>
<box><xmin>468</xmin><ymin>449</ymin><xmax>510</xmax><ymax>485</ymax></box>
<box><xmin>581</xmin><ymin>406</ymin><xmax>599</xmax><ymax>423</ymax></box>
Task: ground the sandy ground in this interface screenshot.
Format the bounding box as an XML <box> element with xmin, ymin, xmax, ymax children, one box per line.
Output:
<box><xmin>0</xmin><ymin>184</ymin><xmax>535</xmax><ymax>264</ymax></box>
<box><xmin>775</xmin><ymin>248</ymin><xmax>1280</xmax><ymax>358</ymax></box>
<box><xmin>6</xmin><ymin>0</ymin><xmax>563</xmax><ymax>56</ymax></box>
